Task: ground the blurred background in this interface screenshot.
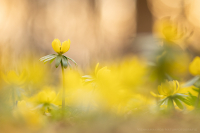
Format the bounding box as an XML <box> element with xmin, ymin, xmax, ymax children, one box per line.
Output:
<box><xmin>1</xmin><ymin>1</ymin><xmax>200</xmax><ymax>132</ymax></box>
<box><xmin>0</xmin><ymin>0</ymin><xmax>199</xmax><ymax>68</ymax></box>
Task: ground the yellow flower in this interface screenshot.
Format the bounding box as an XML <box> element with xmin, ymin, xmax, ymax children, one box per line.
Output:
<box><xmin>189</xmin><ymin>56</ymin><xmax>200</xmax><ymax>76</ymax></box>
<box><xmin>17</xmin><ymin>100</ymin><xmax>28</xmax><ymax>109</ymax></box>
<box><xmin>154</xmin><ymin>18</ymin><xmax>185</xmax><ymax>43</ymax></box>
<box><xmin>37</xmin><ymin>89</ymin><xmax>57</xmax><ymax>104</ymax></box>
<box><xmin>95</xmin><ymin>63</ymin><xmax>110</xmax><ymax>80</ymax></box>
<box><xmin>13</xmin><ymin>100</ymin><xmax>46</xmax><ymax>128</ymax></box>
<box><xmin>1</xmin><ymin>70</ymin><xmax>25</xmax><ymax>86</ymax></box>
<box><xmin>83</xmin><ymin>63</ymin><xmax>111</xmax><ymax>85</ymax></box>
<box><xmin>30</xmin><ymin>87</ymin><xmax>58</xmax><ymax>105</ymax></box>
<box><xmin>179</xmin><ymin>85</ymin><xmax>198</xmax><ymax>97</ymax></box>
<box><xmin>52</xmin><ymin>39</ymin><xmax>70</xmax><ymax>54</ymax></box>
<box><xmin>151</xmin><ymin>80</ymin><xmax>180</xmax><ymax>98</ymax></box>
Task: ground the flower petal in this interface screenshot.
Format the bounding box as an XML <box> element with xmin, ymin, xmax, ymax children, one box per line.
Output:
<box><xmin>150</xmin><ymin>91</ymin><xmax>164</xmax><ymax>98</ymax></box>
<box><xmin>96</xmin><ymin>66</ymin><xmax>110</xmax><ymax>79</ymax></box>
<box><xmin>189</xmin><ymin>56</ymin><xmax>200</xmax><ymax>76</ymax></box>
<box><xmin>61</xmin><ymin>39</ymin><xmax>70</xmax><ymax>54</ymax></box>
<box><xmin>158</xmin><ymin>85</ymin><xmax>166</xmax><ymax>96</ymax></box>
<box><xmin>52</xmin><ymin>39</ymin><xmax>61</xmax><ymax>53</ymax></box>
<box><xmin>175</xmin><ymin>80</ymin><xmax>180</xmax><ymax>93</ymax></box>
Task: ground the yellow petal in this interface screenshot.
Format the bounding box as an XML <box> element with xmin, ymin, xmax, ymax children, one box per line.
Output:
<box><xmin>162</xmin><ymin>80</ymin><xmax>173</xmax><ymax>96</ymax></box>
<box><xmin>167</xmin><ymin>81</ymin><xmax>175</xmax><ymax>95</ymax></box>
<box><xmin>150</xmin><ymin>91</ymin><xmax>164</xmax><ymax>98</ymax></box>
<box><xmin>96</xmin><ymin>66</ymin><xmax>110</xmax><ymax>79</ymax></box>
<box><xmin>174</xmin><ymin>80</ymin><xmax>180</xmax><ymax>93</ymax></box>
<box><xmin>47</xmin><ymin>91</ymin><xmax>57</xmax><ymax>103</ymax></box>
<box><xmin>1</xmin><ymin>72</ymin><xmax>9</xmax><ymax>84</ymax></box>
<box><xmin>52</xmin><ymin>39</ymin><xmax>61</xmax><ymax>53</ymax></box>
<box><xmin>189</xmin><ymin>56</ymin><xmax>200</xmax><ymax>76</ymax></box>
<box><xmin>61</xmin><ymin>39</ymin><xmax>70</xmax><ymax>54</ymax></box>
<box><xmin>17</xmin><ymin>100</ymin><xmax>27</xmax><ymax>109</ymax></box>
<box><xmin>158</xmin><ymin>85</ymin><xmax>166</xmax><ymax>96</ymax></box>
<box><xmin>38</xmin><ymin>91</ymin><xmax>47</xmax><ymax>103</ymax></box>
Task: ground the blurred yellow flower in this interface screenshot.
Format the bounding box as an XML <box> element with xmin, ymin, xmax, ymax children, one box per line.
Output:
<box><xmin>63</xmin><ymin>70</ymin><xmax>83</xmax><ymax>92</ymax></box>
<box><xmin>178</xmin><ymin>85</ymin><xmax>198</xmax><ymax>110</ymax></box>
<box><xmin>151</xmin><ymin>80</ymin><xmax>180</xmax><ymax>98</ymax></box>
<box><xmin>154</xmin><ymin>18</ymin><xmax>185</xmax><ymax>43</ymax></box>
<box><xmin>113</xmin><ymin>58</ymin><xmax>146</xmax><ymax>88</ymax></box>
<box><xmin>52</xmin><ymin>39</ymin><xmax>70</xmax><ymax>54</ymax></box>
<box><xmin>28</xmin><ymin>87</ymin><xmax>60</xmax><ymax>114</ymax></box>
<box><xmin>179</xmin><ymin>85</ymin><xmax>198</xmax><ymax>97</ymax></box>
<box><xmin>13</xmin><ymin>100</ymin><xmax>46</xmax><ymax>128</ymax></box>
<box><xmin>29</xmin><ymin>87</ymin><xmax>59</xmax><ymax>107</ymax></box>
<box><xmin>189</xmin><ymin>56</ymin><xmax>200</xmax><ymax>76</ymax></box>
<box><xmin>95</xmin><ymin>63</ymin><xmax>110</xmax><ymax>80</ymax></box>
<box><xmin>36</xmin><ymin>89</ymin><xmax>57</xmax><ymax>105</ymax></box>
<box><xmin>82</xmin><ymin>63</ymin><xmax>111</xmax><ymax>85</ymax></box>
<box><xmin>17</xmin><ymin>100</ymin><xmax>28</xmax><ymax>109</ymax></box>
<box><xmin>1</xmin><ymin>70</ymin><xmax>25</xmax><ymax>86</ymax></box>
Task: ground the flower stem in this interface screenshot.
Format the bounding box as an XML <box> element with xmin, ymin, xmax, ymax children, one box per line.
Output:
<box><xmin>195</xmin><ymin>88</ymin><xmax>200</xmax><ymax>109</ymax></box>
<box><xmin>171</xmin><ymin>99</ymin><xmax>175</xmax><ymax>111</ymax></box>
<box><xmin>61</xmin><ymin>63</ymin><xmax>65</xmax><ymax>111</ymax></box>
<box><xmin>168</xmin><ymin>97</ymin><xmax>175</xmax><ymax>111</ymax></box>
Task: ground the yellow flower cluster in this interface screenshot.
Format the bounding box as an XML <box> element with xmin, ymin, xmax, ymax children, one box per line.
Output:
<box><xmin>0</xmin><ymin>37</ymin><xmax>200</xmax><ymax>131</ymax></box>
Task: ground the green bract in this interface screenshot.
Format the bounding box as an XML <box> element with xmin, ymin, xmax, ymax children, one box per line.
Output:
<box><xmin>39</xmin><ymin>54</ymin><xmax>77</xmax><ymax>69</ymax></box>
<box><xmin>158</xmin><ymin>93</ymin><xmax>190</xmax><ymax>110</ymax></box>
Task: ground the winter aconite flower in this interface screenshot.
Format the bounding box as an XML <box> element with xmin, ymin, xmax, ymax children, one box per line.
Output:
<box><xmin>1</xmin><ymin>70</ymin><xmax>25</xmax><ymax>86</ymax></box>
<box><xmin>1</xmin><ymin>70</ymin><xmax>26</xmax><ymax>107</ymax></box>
<box><xmin>95</xmin><ymin>63</ymin><xmax>111</xmax><ymax>80</ymax></box>
<box><xmin>82</xmin><ymin>63</ymin><xmax>110</xmax><ymax>85</ymax></box>
<box><xmin>40</xmin><ymin>39</ymin><xmax>77</xmax><ymax>110</ymax></box>
<box><xmin>52</xmin><ymin>39</ymin><xmax>70</xmax><ymax>54</ymax></box>
<box><xmin>154</xmin><ymin>18</ymin><xmax>191</xmax><ymax>44</ymax></box>
<box><xmin>151</xmin><ymin>80</ymin><xmax>189</xmax><ymax>110</ymax></box>
<box><xmin>13</xmin><ymin>100</ymin><xmax>46</xmax><ymax>127</ymax></box>
<box><xmin>30</xmin><ymin>88</ymin><xmax>59</xmax><ymax>113</ymax></box>
<box><xmin>40</xmin><ymin>39</ymin><xmax>76</xmax><ymax>68</ymax></box>
<box><xmin>189</xmin><ymin>56</ymin><xmax>200</xmax><ymax>76</ymax></box>
<box><xmin>151</xmin><ymin>80</ymin><xmax>180</xmax><ymax>98</ymax></box>
<box><xmin>37</xmin><ymin>90</ymin><xmax>57</xmax><ymax>104</ymax></box>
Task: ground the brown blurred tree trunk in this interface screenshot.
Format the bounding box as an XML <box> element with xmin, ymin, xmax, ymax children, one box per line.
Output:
<box><xmin>136</xmin><ymin>0</ymin><xmax>152</xmax><ymax>34</ymax></box>
<box><xmin>122</xmin><ymin>0</ymin><xmax>155</xmax><ymax>57</ymax></box>
<box><xmin>131</xmin><ymin>0</ymin><xmax>158</xmax><ymax>61</ymax></box>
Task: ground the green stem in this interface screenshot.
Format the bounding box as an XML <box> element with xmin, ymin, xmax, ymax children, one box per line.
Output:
<box><xmin>168</xmin><ymin>97</ymin><xmax>175</xmax><ymax>111</ymax></box>
<box><xmin>195</xmin><ymin>89</ymin><xmax>200</xmax><ymax>109</ymax></box>
<box><xmin>61</xmin><ymin>63</ymin><xmax>65</xmax><ymax>110</ymax></box>
<box><xmin>171</xmin><ymin>99</ymin><xmax>175</xmax><ymax>111</ymax></box>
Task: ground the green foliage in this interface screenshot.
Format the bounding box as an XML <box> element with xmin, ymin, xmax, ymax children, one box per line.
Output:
<box><xmin>182</xmin><ymin>76</ymin><xmax>200</xmax><ymax>88</ymax></box>
<box><xmin>186</xmin><ymin>88</ymin><xmax>200</xmax><ymax>109</ymax></box>
<box><xmin>158</xmin><ymin>93</ymin><xmax>190</xmax><ymax>110</ymax></box>
<box><xmin>67</xmin><ymin>57</ymin><xmax>77</xmax><ymax>66</ymax></box>
<box><xmin>61</xmin><ymin>56</ymin><xmax>68</xmax><ymax>68</ymax></box>
<box><xmin>40</xmin><ymin>54</ymin><xmax>77</xmax><ymax>69</ymax></box>
<box><xmin>39</xmin><ymin>54</ymin><xmax>57</xmax><ymax>63</ymax></box>
<box><xmin>55</xmin><ymin>55</ymin><xmax>62</xmax><ymax>68</ymax></box>
<box><xmin>174</xmin><ymin>98</ymin><xmax>184</xmax><ymax>109</ymax></box>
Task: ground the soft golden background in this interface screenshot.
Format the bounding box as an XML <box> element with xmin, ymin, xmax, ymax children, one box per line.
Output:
<box><xmin>0</xmin><ymin>0</ymin><xmax>199</xmax><ymax>68</ymax></box>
